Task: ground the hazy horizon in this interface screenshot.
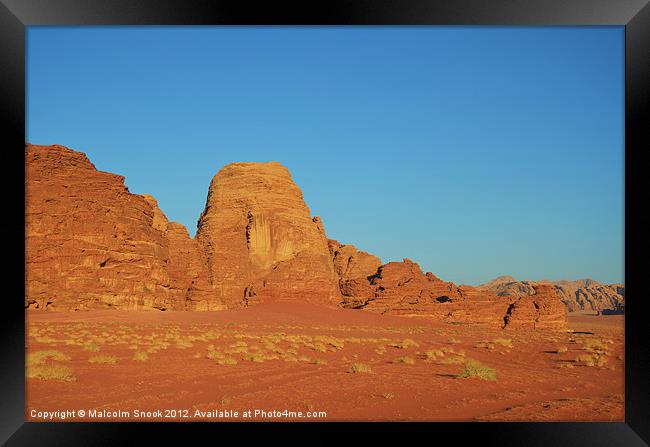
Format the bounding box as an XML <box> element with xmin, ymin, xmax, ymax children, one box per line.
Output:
<box><xmin>27</xmin><ymin>26</ymin><xmax>624</xmax><ymax>285</ymax></box>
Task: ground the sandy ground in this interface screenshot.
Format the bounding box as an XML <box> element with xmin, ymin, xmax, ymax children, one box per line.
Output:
<box><xmin>25</xmin><ymin>304</ymin><xmax>624</xmax><ymax>422</ymax></box>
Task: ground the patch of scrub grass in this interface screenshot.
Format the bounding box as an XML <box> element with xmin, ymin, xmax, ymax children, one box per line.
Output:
<box><xmin>455</xmin><ymin>359</ymin><xmax>497</xmax><ymax>381</ymax></box>
<box><xmin>443</xmin><ymin>347</ymin><xmax>465</xmax><ymax>356</ymax></box>
<box><xmin>390</xmin><ymin>338</ymin><xmax>420</xmax><ymax>349</ymax></box>
<box><xmin>216</xmin><ymin>357</ymin><xmax>238</xmax><ymax>366</ymax></box>
<box><xmin>448</xmin><ymin>338</ymin><xmax>462</xmax><ymax>344</ymax></box>
<box><xmin>27</xmin><ymin>350</ymin><xmax>71</xmax><ymax>366</ymax></box>
<box><xmin>556</xmin><ymin>346</ymin><xmax>568</xmax><ymax>354</ymax></box>
<box><xmin>310</xmin><ymin>342</ymin><xmax>328</xmax><ymax>353</ymax></box>
<box><xmin>381</xmin><ymin>392</ymin><xmax>395</xmax><ymax>400</ymax></box>
<box><xmin>88</xmin><ymin>355</ymin><xmax>117</xmax><ymax>364</ymax></box>
<box><xmin>575</xmin><ymin>354</ymin><xmax>596</xmax><ymax>366</ymax></box>
<box><xmin>243</xmin><ymin>352</ymin><xmax>266</xmax><ymax>363</ymax></box>
<box><xmin>394</xmin><ymin>356</ymin><xmax>416</xmax><ymax>365</ymax></box>
<box><xmin>207</xmin><ymin>350</ymin><xmax>225</xmax><ymax>360</ymax></box>
<box><xmin>34</xmin><ymin>335</ymin><xmax>58</xmax><ymax>344</ymax></box>
<box><xmin>425</xmin><ymin>349</ymin><xmax>445</xmax><ymax>360</ymax></box>
<box><xmin>475</xmin><ymin>341</ymin><xmax>496</xmax><ymax>350</ymax></box>
<box><xmin>575</xmin><ymin>353</ymin><xmax>608</xmax><ymax>368</ymax></box>
<box><xmin>375</xmin><ymin>346</ymin><xmax>387</xmax><ymax>355</ymax></box>
<box><xmin>27</xmin><ymin>363</ymin><xmax>76</xmax><ymax>382</ymax></box>
<box><xmin>281</xmin><ymin>354</ymin><xmax>298</xmax><ymax>363</ymax></box>
<box><xmin>349</xmin><ymin>363</ymin><xmax>373</xmax><ymax>374</ymax></box>
<box><xmin>133</xmin><ymin>351</ymin><xmax>149</xmax><ymax>362</ymax></box>
<box><xmin>82</xmin><ymin>341</ymin><xmax>100</xmax><ymax>352</ymax></box>
<box><xmin>493</xmin><ymin>338</ymin><xmax>513</xmax><ymax>348</ymax></box>
<box><xmin>175</xmin><ymin>340</ymin><xmax>194</xmax><ymax>349</ymax></box>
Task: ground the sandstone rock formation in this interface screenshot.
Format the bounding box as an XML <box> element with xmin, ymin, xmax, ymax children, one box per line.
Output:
<box><xmin>502</xmin><ymin>283</ymin><xmax>568</xmax><ymax>330</ymax></box>
<box><xmin>328</xmin><ymin>239</ymin><xmax>382</xmax><ymax>308</ymax></box>
<box><xmin>195</xmin><ymin>162</ymin><xmax>341</xmax><ymax>307</ymax></box>
<box><xmin>479</xmin><ymin>276</ymin><xmax>625</xmax><ymax>313</ymax></box>
<box><xmin>327</xmin><ymin>249</ymin><xmax>567</xmax><ymax>330</ymax></box>
<box><xmin>25</xmin><ymin>144</ymin><xmax>215</xmax><ymax>311</ymax></box>
<box><xmin>25</xmin><ymin>143</ymin><xmax>568</xmax><ymax>330</ymax></box>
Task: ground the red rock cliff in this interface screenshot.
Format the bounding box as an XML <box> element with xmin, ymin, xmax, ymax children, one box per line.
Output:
<box><xmin>25</xmin><ymin>144</ymin><xmax>216</xmax><ymax>311</ymax></box>
<box><xmin>25</xmin><ymin>144</ymin><xmax>568</xmax><ymax>330</ymax></box>
<box><xmin>195</xmin><ymin>161</ymin><xmax>341</xmax><ymax>307</ymax></box>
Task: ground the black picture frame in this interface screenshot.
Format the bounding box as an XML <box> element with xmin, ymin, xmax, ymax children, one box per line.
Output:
<box><xmin>1</xmin><ymin>0</ymin><xmax>648</xmax><ymax>445</ymax></box>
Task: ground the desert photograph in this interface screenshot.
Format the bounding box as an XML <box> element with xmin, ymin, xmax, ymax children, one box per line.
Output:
<box><xmin>25</xmin><ymin>26</ymin><xmax>624</xmax><ymax>422</ymax></box>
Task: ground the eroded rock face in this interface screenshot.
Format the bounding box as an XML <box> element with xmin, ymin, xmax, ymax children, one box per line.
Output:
<box><xmin>503</xmin><ymin>283</ymin><xmax>568</xmax><ymax>331</ymax></box>
<box><xmin>25</xmin><ymin>144</ymin><xmax>216</xmax><ymax>311</ymax></box>
<box><xmin>479</xmin><ymin>276</ymin><xmax>625</xmax><ymax>313</ymax></box>
<box><xmin>327</xmin><ymin>252</ymin><xmax>568</xmax><ymax>330</ymax></box>
<box><xmin>328</xmin><ymin>240</ymin><xmax>382</xmax><ymax>308</ymax></box>
<box><xmin>351</xmin><ymin>258</ymin><xmax>518</xmax><ymax>328</ymax></box>
<box><xmin>25</xmin><ymin>143</ymin><xmax>569</xmax><ymax>330</ymax></box>
<box><xmin>195</xmin><ymin>162</ymin><xmax>341</xmax><ymax>307</ymax></box>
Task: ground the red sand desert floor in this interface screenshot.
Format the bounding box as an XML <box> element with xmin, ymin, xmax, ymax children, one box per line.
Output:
<box><xmin>25</xmin><ymin>303</ymin><xmax>624</xmax><ymax>422</ymax></box>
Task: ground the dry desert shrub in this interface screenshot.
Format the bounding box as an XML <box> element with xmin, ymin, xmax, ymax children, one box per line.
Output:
<box><xmin>493</xmin><ymin>338</ymin><xmax>513</xmax><ymax>348</ymax></box>
<box><xmin>26</xmin><ymin>350</ymin><xmax>75</xmax><ymax>382</ymax></box>
<box><xmin>133</xmin><ymin>351</ymin><xmax>149</xmax><ymax>362</ymax></box>
<box><xmin>281</xmin><ymin>354</ymin><xmax>298</xmax><ymax>362</ymax></box>
<box><xmin>175</xmin><ymin>339</ymin><xmax>194</xmax><ymax>349</ymax></box>
<box><xmin>82</xmin><ymin>341</ymin><xmax>100</xmax><ymax>352</ymax></box>
<box><xmin>27</xmin><ymin>363</ymin><xmax>76</xmax><ymax>382</ymax></box>
<box><xmin>390</xmin><ymin>338</ymin><xmax>420</xmax><ymax>349</ymax></box>
<box><xmin>456</xmin><ymin>359</ymin><xmax>497</xmax><ymax>381</ymax></box>
<box><xmin>216</xmin><ymin>357</ymin><xmax>238</xmax><ymax>366</ymax></box>
<box><xmin>475</xmin><ymin>341</ymin><xmax>496</xmax><ymax>350</ymax></box>
<box><xmin>243</xmin><ymin>352</ymin><xmax>267</xmax><ymax>363</ymax></box>
<box><xmin>349</xmin><ymin>363</ymin><xmax>372</xmax><ymax>374</ymax></box>
<box><xmin>309</xmin><ymin>342</ymin><xmax>328</xmax><ymax>353</ymax></box>
<box><xmin>582</xmin><ymin>338</ymin><xmax>609</xmax><ymax>355</ymax></box>
<box><xmin>556</xmin><ymin>346</ymin><xmax>568</xmax><ymax>354</ymax></box>
<box><xmin>575</xmin><ymin>353</ymin><xmax>608</xmax><ymax>367</ymax></box>
<box><xmin>425</xmin><ymin>349</ymin><xmax>445</xmax><ymax>361</ymax></box>
<box><xmin>27</xmin><ymin>350</ymin><xmax>71</xmax><ymax>366</ymax></box>
<box><xmin>394</xmin><ymin>356</ymin><xmax>416</xmax><ymax>365</ymax></box>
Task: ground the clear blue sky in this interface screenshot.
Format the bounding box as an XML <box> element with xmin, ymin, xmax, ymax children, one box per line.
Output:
<box><xmin>27</xmin><ymin>26</ymin><xmax>624</xmax><ymax>285</ymax></box>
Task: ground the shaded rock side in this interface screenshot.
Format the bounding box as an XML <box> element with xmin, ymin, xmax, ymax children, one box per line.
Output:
<box><xmin>328</xmin><ymin>239</ymin><xmax>382</xmax><ymax>308</ymax></box>
<box><xmin>25</xmin><ymin>144</ymin><xmax>216</xmax><ymax>311</ymax></box>
<box><xmin>195</xmin><ymin>162</ymin><xmax>341</xmax><ymax>307</ymax></box>
<box><xmin>479</xmin><ymin>276</ymin><xmax>625</xmax><ymax>313</ymax></box>
<box><xmin>503</xmin><ymin>283</ymin><xmax>568</xmax><ymax>331</ymax></box>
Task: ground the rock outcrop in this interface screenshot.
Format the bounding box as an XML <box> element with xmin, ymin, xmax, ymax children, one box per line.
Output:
<box><xmin>328</xmin><ymin>240</ymin><xmax>382</xmax><ymax>308</ymax></box>
<box><xmin>327</xmin><ymin>250</ymin><xmax>567</xmax><ymax>330</ymax></box>
<box><xmin>24</xmin><ymin>143</ymin><xmax>568</xmax><ymax>330</ymax></box>
<box><xmin>195</xmin><ymin>162</ymin><xmax>341</xmax><ymax>307</ymax></box>
<box><xmin>503</xmin><ymin>283</ymin><xmax>568</xmax><ymax>330</ymax></box>
<box><xmin>25</xmin><ymin>144</ymin><xmax>216</xmax><ymax>311</ymax></box>
<box><xmin>479</xmin><ymin>276</ymin><xmax>625</xmax><ymax>313</ymax></box>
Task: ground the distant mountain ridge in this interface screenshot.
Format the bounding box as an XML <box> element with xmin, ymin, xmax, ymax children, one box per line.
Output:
<box><xmin>478</xmin><ymin>276</ymin><xmax>624</xmax><ymax>313</ymax></box>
